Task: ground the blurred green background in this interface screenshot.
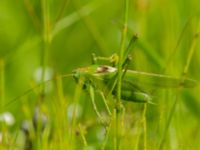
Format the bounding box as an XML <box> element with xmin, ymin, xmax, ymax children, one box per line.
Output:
<box><xmin>0</xmin><ymin>0</ymin><xmax>200</xmax><ymax>149</ymax></box>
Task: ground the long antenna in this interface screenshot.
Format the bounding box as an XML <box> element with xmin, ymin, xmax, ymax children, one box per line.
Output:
<box><xmin>3</xmin><ymin>74</ymin><xmax>73</xmax><ymax>109</ymax></box>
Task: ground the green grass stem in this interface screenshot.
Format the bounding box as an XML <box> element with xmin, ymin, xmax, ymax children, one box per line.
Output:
<box><xmin>142</xmin><ymin>104</ymin><xmax>147</xmax><ymax>150</ymax></box>
<box><xmin>115</xmin><ymin>0</ymin><xmax>129</xmax><ymax>149</ymax></box>
<box><xmin>41</xmin><ymin>0</ymin><xmax>51</xmax><ymax>102</ymax></box>
<box><xmin>159</xmin><ymin>21</ymin><xmax>199</xmax><ymax>150</ymax></box>
<box><xmin>70</xmin><ymin>78</ymin><xmax>84</xmax><ymax>149</ymax></box>
<box><xmin>78</xmin><ymin>123</ymin><xmax>88</xmax><ymax>149</ymax></box>
<box><xmin>0</xmin><ymin>59</ymin><xmax>5</xmax><ymax>110</ymax></box>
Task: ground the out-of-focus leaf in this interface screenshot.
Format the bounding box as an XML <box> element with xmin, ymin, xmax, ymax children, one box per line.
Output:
<box><xmin>52</xmin><ymin>0</ymin><xmax>108</xmax><ymax>37</ymax></box>
<box><xmin>136</xmin><ymin>40</ymin><xmax>164</xmax><ymax>69</ymax></box>
<box><xmin>182</xmin><ymin>91</ymin><xmax>200</xmax><ymax>120</ymax></box>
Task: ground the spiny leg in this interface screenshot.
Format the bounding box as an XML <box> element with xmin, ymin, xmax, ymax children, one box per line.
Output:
<box><xmin>99</xmin><ymin>91</ymin><xmax>112</xmax><ymax>116</ymax></box>
<box><xmin>88</xmin><ymin>85</ymin><xmax>105</xmax><ymax>124</ymax></box>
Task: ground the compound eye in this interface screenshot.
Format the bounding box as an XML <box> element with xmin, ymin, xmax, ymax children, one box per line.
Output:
<box><xmin>96</xmin><ymin>66</ymin><xmax>109</xmax><ymax>73</ymax></box>
<box><xmin>96</xmin><ymin>66</ymin><xmax>116</xmax><ymax>73</ymax></box>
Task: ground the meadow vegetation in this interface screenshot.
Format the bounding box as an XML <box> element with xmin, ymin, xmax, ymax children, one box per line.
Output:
<box><xmin>0</xmin><ymin>0</ymin><xmax>200</xmax><ymax>149</ymax></box>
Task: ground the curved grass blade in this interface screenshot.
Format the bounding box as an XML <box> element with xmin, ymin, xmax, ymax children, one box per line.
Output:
<box><xmin>52</xmin><ymin>0</ymin><xmax>107</xmax><ymax>37</ymax></box>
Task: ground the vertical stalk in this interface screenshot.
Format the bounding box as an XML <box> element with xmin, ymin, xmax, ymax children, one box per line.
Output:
<box><xmin>78</xmin><ymin>123</ymin><xmax>88</xmax><ymax>149</ymax></box>
<box><xmin>115</xmin><ymin>0</ymin><xmax>129</xmax><ymax>149</ymax></box>
<box><xmin>41</xmin><ymin>0</ymin><xmax>51</xmax><ymax>100</ymax></box>
<box><xmin>55</xmin><ymin>0</ymin><xmax>70</xmax><ymax>22</ymax></box>
<box><xmin>0</xmin><ymin>59</ymin><xmax>6</xmax><ymax>149</ymax></box>
<box><xmin>0</xmin><ymin>59</ymin><xmax>5</xmax><ymax>110</ymax></box>
<box><xmin>142</xmin><ymin>104</ymin><xmax>147</xmax><ymax>150</ymax></box>
<box><xmin>102</xmin><ymin>116</ymin><xmax>112</xmax><ymax>150</ymax></box>
<box><xmin>70</xmin><ymin>78</ymin><xmax>84</xmax><ymax>149</ymax></box>
<box><xmin>159</xmin><ymin>95</ymin><xmax>178</xmax><ymax>150</ymax></box>
<box><xmin>34</xmin><ymin>0</ymin><xmax>51</xmax><ymax>148</ymax></box>
<box><xmin>159</xmin><ymin>22</ymin><xmax>199</xmax><ymax>150</ymax></box>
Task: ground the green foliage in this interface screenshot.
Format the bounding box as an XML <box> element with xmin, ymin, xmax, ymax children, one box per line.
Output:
<box><xmin>0</xmin><ymin>0</ymin><xmax>199</xmax><ymax>149</ymax></box>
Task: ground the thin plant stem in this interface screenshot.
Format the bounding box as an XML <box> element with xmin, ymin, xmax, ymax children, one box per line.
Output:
<box><xmin>134</xmin><ymin>120</ymin><xmax>142</xmax><ymax>150</ymax></box>
<box><xmin>52</xmin><ymin>0</ymin><xmax>104</xmax><ymax>37</ymax></box>
<box><xmin>70</xmin><ymin>78</ymin><xmax>84</xmax><ymax>148</ymax></box>
<box><xmin>182</xmin><ymin>32</ymin><xmax>199</xmax><ymax>75</ymax></box>
<box><xmin>0</xmin><ymin>59</ymin><xmax>5</xmax><ymax>110</ymax></box>
<box><xmin>41</xmin><ymin>0</ymin><xmax>51</xmax><ymax>102</ymax></box>
<box><xmin>152</xmin><ymin>19</ymin><xmax>192</xmax><ymax>147</ymax></box>
<box><xmin>55</xmin><ymin>0</ymin><xmax>70</xmax><ymax>22</ymax></box>
<box><xmin>23</xmin><ymin>0</ymin><xmax>41</xmax><ymax>31</ymax></box>
<box><xmin>72</xmin><ymin>0</ymin><xmax>108</xmax><ymax>55</ymax></box>
<box><xmin>159</xmin><ymin>94</ymin><xmax>179</xmax><ymax>150</ymax></box>
<box><xmin>161</xmin><ymin>18</ymin><xmax>192</xmax><ymax>73</ymax></box>
<box><xmin>55</xmin><ymin>75</ymin><xmax>65</xmax><ymax>106</ymax></box>
<box><xmin>78</xmin><ymin>123</ymin><xmax>88</xmax><ymax>149</ymax></box>
<box><xmin>115</xmin><ymin>0</ymin><xmax>129</xmax><ymax>149</ymax></box>
<box><xmin>142</xmin><ymin>104</ymin><xmax>147</xmax><ymax>150</ymax></box>
<box><xmin>55</xmin><ymin>74</ymin><xmax>68</xmax><ymax>130</ymax></box>
<box><xmin>159</xmin><ymin>22</ymin><xmax>199</xmax><ymax>150</ymax></box>
<box><xmin>101</xmin><ymin>112</ymin><xmax>114</xmax><ymax>150</ymax></box>
<box><xmin>33</xmin><ymin>1</ymin><xmax>51</xmax><ymax>148</ymax></box>
<box><xmin>113</xmin><ymin>108</ymin><xmax>117</xmax><ymax>150</ymax></box>
<box><xmin>147</xmin><ymin>19</ymin><xmax>196</xmax><ymax>149</ymax></box>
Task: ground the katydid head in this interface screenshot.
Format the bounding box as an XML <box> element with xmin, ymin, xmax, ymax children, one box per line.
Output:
<box><xmin>72</xmin><ymin>66</ymin><xmax>97</xmax><ymax>89</ymax></box>
<box><xmin>72</xmin><ymin>68</ymin><xmax>87</xmax><ymax>89</ymax></box>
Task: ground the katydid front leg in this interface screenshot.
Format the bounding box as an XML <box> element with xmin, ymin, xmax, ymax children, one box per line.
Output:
<box><xmin>88</xmin><ymin>85</ymin><xmax>107</xmax><ymax>125</ymax></box>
